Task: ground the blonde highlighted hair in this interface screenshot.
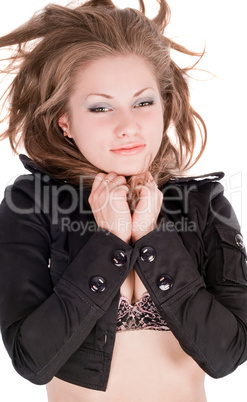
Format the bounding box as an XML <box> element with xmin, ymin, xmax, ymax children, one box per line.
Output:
<box><xmin>0</xmin><ymin>0</ymin><xmax>206</xmax><ymax>187</ymax></box>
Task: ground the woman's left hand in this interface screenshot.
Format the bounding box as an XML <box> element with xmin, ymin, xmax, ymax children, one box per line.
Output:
<box><xmin>131</xmin><ymin>173</ymin><xmax>163</xmax><ymax>243</ymax></box>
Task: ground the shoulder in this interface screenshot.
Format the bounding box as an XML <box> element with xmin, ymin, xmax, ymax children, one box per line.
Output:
<box><xmin>168</xmin><ymin>171</ymin><xmax>224</xmax><ymax>188</ymax></box>
<box><xmin>3</xmin><ymin>154</ymin><xmax>79</xmax><ymax>202</ymax></box>
<box><xmin>1</xmin><ymin>156</ymin><xmax>92</xmax><ymax>229</ymax></box>
<box><xmin>160</xmin><ymin>171</ymin><xmax>228</xmax><ymax>232</ymax></box>
<box><xmin>161</xmin><ymin>171</ymin><xmax>225</xmax><ymax>201</ymax></box>
<box><xmin>166</xmin><ymin>171</ymin><xmax>241</xmax><ymax>232</ymax></box>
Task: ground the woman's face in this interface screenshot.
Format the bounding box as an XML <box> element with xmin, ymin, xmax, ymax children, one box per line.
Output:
<box><xmin>59</xmin><ymin>54</ymin><xmax>164</xmax><ymax>176</ymax></box>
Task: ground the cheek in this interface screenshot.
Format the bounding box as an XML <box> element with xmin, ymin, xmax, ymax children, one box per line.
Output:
<box><xmin>77</xmin><ymin>133</ymin><xmax>101</xmax><ymax>156</ymax></box>
<box><xmin>147</xmin><ymin>108</ymin><xmax>164</xmax><ymax>136</ymax></box>
<box><xmin>150</xmin><ymin>110</ymin><xmax>164</xmax><ymax>151</ymax></box>
<box><xmin>71</xmin><ymin>116</ymin><xmax>104</xmax><ymax>145</ymax></box>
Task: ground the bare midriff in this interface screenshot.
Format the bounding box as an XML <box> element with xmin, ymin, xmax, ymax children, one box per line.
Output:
<box><xmin>46</xmin><ymin>270</ymin><xmax>207</xmax><ymax>402</ymax></box>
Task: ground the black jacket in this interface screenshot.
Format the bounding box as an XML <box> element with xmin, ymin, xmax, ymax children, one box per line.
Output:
<box><xmin>0</xmin><ymin>155</ymin><xmax>247</xmax><ymax>391</ymax></box>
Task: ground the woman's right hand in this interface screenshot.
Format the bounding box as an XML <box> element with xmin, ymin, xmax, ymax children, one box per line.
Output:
<box><xmin>88</xmin><ymin>172</ymin><xmax>132</xmax><ymax>243</ymax></box>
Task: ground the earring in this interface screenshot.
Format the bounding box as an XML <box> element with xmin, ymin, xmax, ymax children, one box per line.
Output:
<box><xmin>63</xmin><ymin>131</ymin><xmax>67</xmax><ymax>137</ymax></box>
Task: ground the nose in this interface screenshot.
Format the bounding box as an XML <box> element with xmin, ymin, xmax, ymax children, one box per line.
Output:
<box><xmin>114</xmin><ymin>109</ymin><xmax>140</xmax><ymax>138</ymax></box>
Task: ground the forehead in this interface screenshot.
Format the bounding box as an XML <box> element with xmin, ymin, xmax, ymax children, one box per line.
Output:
<box><xmin>72</xmin><ymin>54</ymin><xmax>158</xmax><ymax>94</ymax></box>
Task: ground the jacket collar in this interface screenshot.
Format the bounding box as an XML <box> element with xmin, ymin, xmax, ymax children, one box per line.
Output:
<box><xmin>19</xmin><ymin>153</ymin><xmax>224</xmax><ymax>187</ymax></box>
<box><xmin>19</xmin><ymin>154</ymin><xmax>69</xmax><ymax>186</ymax></box>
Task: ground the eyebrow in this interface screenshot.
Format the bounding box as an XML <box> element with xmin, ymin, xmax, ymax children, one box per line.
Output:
<box><xmin>86</xmin><ymin>87</ymin><xmax>154</xmax><ymax>100</ymax></box>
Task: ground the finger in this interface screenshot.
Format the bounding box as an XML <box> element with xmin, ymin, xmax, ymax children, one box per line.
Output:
<box><xmin>98</xmin><ymin>173</ymin><xmax>127</xmax><ymax>191</ymax></box>
<box><xmin>89</xmin><ymin>173</ymin><xmax>127</xmax><ymax>205</ymax></box>
<box><xmin>146</xmin><ymin>172</ymin><xmax>159</xmax><ymax>187</ymax></box>
<box><xmin>146</xmin><ymin>181</ymin><xmax>158</xmax><ymax>190</ymax></box>
<box><xmin>101</xmin><ymin>173</ymin><xmax>119</xmax><ymax>188</ymax></box>
<box><xmin>91</xmin><ymin>173</ymin><xmax>106</xmax><ymax>192</ymax></box>
<box><xmin>89</xmin><ymin>173</ymin><xmax>107</xmax><ymax>205</ymax></box>
<box><xmin>109</xmin><ymin>185</ymin><xmax>130</xmax><ymax>212</ymax></box>
<box><xmin>147</xmin><ymin>172</ymin><xmax>154</xmax><ymax>181</ymax></box>
<box><xmin>90</xmin><ymin>172</ymin><xmax>122</xmax><ymax>197</ymax></box>
<box><xmin>111</xmin><ymin>184</ymin><xmax>129</xmax><ymax>197</ymax></box>
<box><xmin>105</xmin><ymin>173</ymin><xmax>126</xmax><ymax>185</ymax></box>
<box><xmin>144</xmin><ymin>181</ymin><xmax>158</xmax><ymax>191</ymax></box>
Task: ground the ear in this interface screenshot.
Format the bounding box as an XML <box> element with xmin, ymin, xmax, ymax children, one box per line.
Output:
<box><xmin>58</xmin><ymin>114</ymin><xmax>72</xmax><ymax>138</ymax></box>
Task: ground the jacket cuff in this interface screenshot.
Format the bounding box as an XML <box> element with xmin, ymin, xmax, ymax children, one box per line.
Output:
<box><xmin>56</xmin><ymin>229</ymin><xmax>133</xmax><ymax>311</ymax></box>
<box><xmin>133</xmin><ymin>218</ymin><xmax>205</xmax><ymax>306</ymax></box>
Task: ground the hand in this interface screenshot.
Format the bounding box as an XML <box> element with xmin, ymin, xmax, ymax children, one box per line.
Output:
<box><xmin>88</xmin><ymin>172</ymin><xmax>132</xmax><ymax>243</ymax></box>
<box><xmin>131</xmin><ymin>173</ymin><xmax>163</xmax><ymax>243</ymax></box>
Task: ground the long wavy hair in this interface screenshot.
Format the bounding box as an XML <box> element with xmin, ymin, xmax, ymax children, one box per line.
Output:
<box><xmin>0</xmin><ymin>0</ymin><xmax>207</xmax><ymax>188</ymax></box>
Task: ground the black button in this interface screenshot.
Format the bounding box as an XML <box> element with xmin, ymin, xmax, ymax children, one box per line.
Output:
<box><xmin>235</xmin><ymin>234</ymin><xmax>245</xmax><ymax>249</ymax></box>
<box><xmin>89</xmin><ymin>276</ymin><xmax>106</xmax><ymax>293</ymax></box>
<box><xmin>112</xmin><ymin>250</ymin><xmax>127</xmax><ymax>267</ymax></box>
<box><xmin>157</xmin><ymin>274</ymin><xmax>173</xmax><ymax>291</ymax></box>
<box><xmin>140</xmin><ymin>246</ymin><xmax>155</xmax><ymax>262</ymax></box>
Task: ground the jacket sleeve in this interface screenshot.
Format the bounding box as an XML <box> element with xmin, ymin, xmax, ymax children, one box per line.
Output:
<box><xmin>133</xmin><ymin>183</ymin><xmax>247</xmax><ymax>378</ymax></box>
<box><xmin>0</xmin><ymin>178</ymin><xmax>132</xmax><ymax>385</ymax></box>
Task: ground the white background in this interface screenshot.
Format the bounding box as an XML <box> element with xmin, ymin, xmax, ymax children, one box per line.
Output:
<box><xmin>0</xmin><ymin>1</ymin><xmax>246</xmax><ymax>401</ymax></box>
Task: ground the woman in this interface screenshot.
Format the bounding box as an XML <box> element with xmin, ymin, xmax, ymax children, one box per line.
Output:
<box><xmin>0</xmin><ymin>1</ymin><xmax>246</xmax><ymax>401</ymax></box>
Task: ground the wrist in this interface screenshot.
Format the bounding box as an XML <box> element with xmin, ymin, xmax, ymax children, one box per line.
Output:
<box><xmin>132</xmin><ymin>222</ymin><xmax>157</xmax><ymax>243</ymax></box>
<box><xmin>110</xmin><ymin>230</ymin><xmax>132</xmax><ymax>244</ymax></box>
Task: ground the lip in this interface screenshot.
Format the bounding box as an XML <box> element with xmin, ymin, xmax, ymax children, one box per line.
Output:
<box><xmin>110</xmin><ymin>143</ymin><xmax>146</xmax><ymax>156</ymax></box>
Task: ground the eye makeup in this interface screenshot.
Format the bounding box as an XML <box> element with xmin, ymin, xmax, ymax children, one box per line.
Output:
<box><xmin>88</xmin><ymin>103</ymin><xmax>112</xmax><ymax>113</ymax></box>
<box><xmin>134</xmin><ymin>98</ymin><xmax>155</xmax><ymax>108</ymax></box>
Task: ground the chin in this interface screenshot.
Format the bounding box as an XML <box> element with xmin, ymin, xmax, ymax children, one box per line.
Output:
<box><xmin>109</xmin><ymin>162</ymin><xmax>149</xmax><ymax>177</ymax></box>
<box><xmin>113</xmin><ymin>168</ymin><xmax>146</xmax><ymax>177</ymax></box>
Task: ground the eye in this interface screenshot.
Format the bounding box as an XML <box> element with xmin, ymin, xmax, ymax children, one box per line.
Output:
<box><xmin>88</xmin><ymin>104</ymin><xmax>112</xmax><ymax>113</ymax></box>
<box><xmin>134</xmin><ymin>100</ymin><xmax>154</xmax><ymax>108</ymax></box>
